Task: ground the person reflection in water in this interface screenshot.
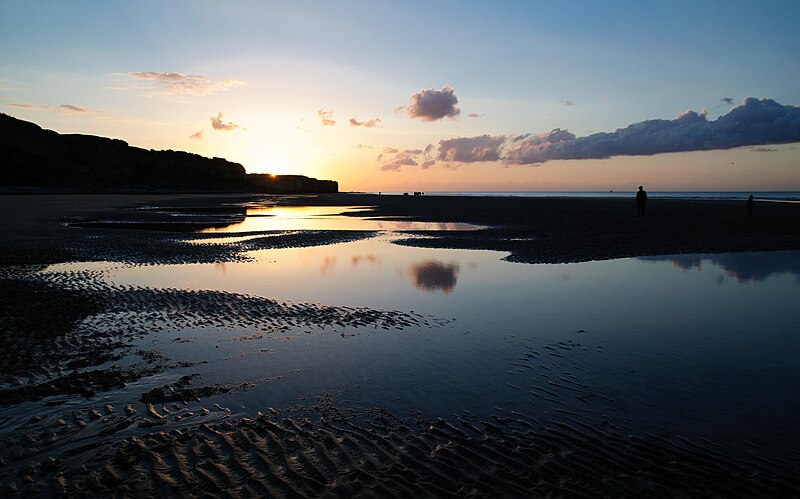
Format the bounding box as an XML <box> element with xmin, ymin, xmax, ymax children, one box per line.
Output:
<box><xmin>636</xmin><ymin>185</ymin><xmax>648</xmax><ymax>218</ymax></box>
<box><xmin>746</xmin><ymin>194</ymin><xmax>755</xmax><ymax>218</ymax></box>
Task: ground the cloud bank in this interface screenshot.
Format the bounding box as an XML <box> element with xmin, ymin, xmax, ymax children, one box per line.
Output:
<box><xmin>378</xmin><ymin>98</ymin><xmax>800</xmax><ymax>171</ymax></box>
<box><xmin>450</xmin><ymin>98</ymin><xmax>800</xmax><ymax>165</ymax></box>
<box><xmin>128</xmin><ymin>72</ymin><xmax>244</xmax><ymax>97</ymax></box>
<box><xmin>399</xmin><ymin>84</ymin><xmax>460</xmax><ymax>121</ymax></box>
<box><xmin>210</xmin><ymin>112</ymin><xmax>239</xmax><ymax>131</ymax></box>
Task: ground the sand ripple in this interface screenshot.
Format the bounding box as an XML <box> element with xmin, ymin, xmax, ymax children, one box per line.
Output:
<box><xmin>4</xmin><ymin>407</ymin><xmax>797</xmax><ymax>497</ymax></box>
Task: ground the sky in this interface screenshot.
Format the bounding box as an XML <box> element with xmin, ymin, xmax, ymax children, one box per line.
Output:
<box><xmin>1</xmin><ymin>0</ymin><xmax>799</xmax><ymax>192</ymax></box>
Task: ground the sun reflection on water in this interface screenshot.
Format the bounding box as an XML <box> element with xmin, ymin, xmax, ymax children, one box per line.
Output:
<box><xmin>199</xmin><ymin>205</ymin><xmax>481</xmax><ymax>233</ymax></box>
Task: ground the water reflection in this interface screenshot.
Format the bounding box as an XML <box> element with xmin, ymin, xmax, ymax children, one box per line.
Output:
<box><xmin>640</xmin><ymin>251</ymin><xmax>800</xmax><ymax>282</ymax></box>
<box><xmin>199</xmin><ymin>205</ymin><xmax>481</xmax><ymax>233</ymax></box>
<box><xmin>352</xmin><ymin>255</ymin><xmax>382</xmax><ymax>267</ymax></box>
<box><xmin>37</xmin><ymin>237</ymin><xmax>800</xmax><ymax>458</ymax></box>
<box><xmin>320</xmin><ymin>256</ymin><xmax>337</xmax><ymax>275</ymax></box>
<box><xmin>409</xmin><ymin>260</ymin><xmax>460</xmax><ymax>294</ymax></box>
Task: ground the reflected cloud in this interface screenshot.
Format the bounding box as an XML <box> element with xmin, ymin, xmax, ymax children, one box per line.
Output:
<box><xmin>640</xmin><ymin>252</ymin><xmax>800</xmax><ymax>282</ymax></box>
<box><xmin>320</xmin><ymin>256</ymin><xmax>337</xmax><ymax>275</ymax></box>
<box><xmin>352</xmin><ymin>255</ymin><xmax>382</xmax><ymax>267</ymax></box>
<box><xmin>409</xmin><ymin>260</ymin><xmax>460</xmax><ymax>294</ymax></box>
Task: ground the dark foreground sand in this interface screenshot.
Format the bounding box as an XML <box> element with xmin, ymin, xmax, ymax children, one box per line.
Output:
<box><xmin>2</xmin><ymin>192</ymin><xmax>800</xmax><ymax>497</ymax></box>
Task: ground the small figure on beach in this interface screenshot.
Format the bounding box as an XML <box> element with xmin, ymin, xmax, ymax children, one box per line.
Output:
<box><xmin>636</xmin><ymin>186</ymin><xmax>647</xmax><ymax>218</ymax></box>
<box><xmin>746</xmin><ymin>194</ymin><xmax>755</xmax><ymax>218</ymax></box>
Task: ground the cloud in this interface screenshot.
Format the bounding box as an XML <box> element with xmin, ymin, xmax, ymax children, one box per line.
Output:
<box><xmin>720</xmin><ymin>97</ymin><xmax>734</xmax><ymax>105</ymax></box>
<box><xmin>11</xmin><ymin>103</ymin><xmax>92</xmax><ymax>114</ymax></box>
<box><xmin>433</xmin><ymin>98</ymin><xmax>800</xmax><ymax>165</ymax></box>
<box><xmin>467</xmin><ymin>113</ymin><xmax>483</xmax><ymax>118</ymax></box>
<box><xmin>376</xmin><ymin>143</ymin><xmax>438</xmax><ymax>172</ymax></box>
<box><xmin>58</xmin><ymin>104</ymin><xmax>88</xmax><ymax>113</ymax></box>
<box><xmin>349</xmin><ymin>117</ymin><xmax>382</xmax><ymax>128</ymax></box>
<box><xmin>189</xmin><ymin>129</ymin><xmax>204</xmax><ymax>140</ymax></box>
<box><xmin>10</xmin><ymin>103</ymin><xmax>44</xmax><ymax>110</ymax></box>
<box><xmin>399</xmin><ymin>84</ymin><xmax>460</xmax><ymax>121</ymax></box>
<box><xmin>210</xmin><ymin>112</ymin><xmax>239</xmax><ymax>131</ymax></box>
<box><xmin>438</xmin><ymin>135</ymin><xmax>506</xmax><ymax>162</ymax></box>
<box><xmin>560</xmin><ymin>99</ymin><xmax>575</xmax><ymax>106</ymax></box>
<box><xmin>318</xmin><ymin>109</ymin><xmax>335</xmax><ymax>126</ymax></box>
<box><xmin>378</xmin><ymin>148</ymin><xmax>425</xmax><ymax>171</ymax></box>
<box><xmin>352</xmin><ymin>144</ymin><xmax>376</xmax><ymax>149</ymax></box>
<box><xmin>128</xmin><ymin>71</ymin><xmax>244</xmax><ymax>97</ymax></box>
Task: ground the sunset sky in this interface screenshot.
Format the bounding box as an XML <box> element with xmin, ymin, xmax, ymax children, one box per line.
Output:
<box><xmin>2</xmin><ymin>1</ymin><xmax>799</xmax><ymax>192</ymax></box>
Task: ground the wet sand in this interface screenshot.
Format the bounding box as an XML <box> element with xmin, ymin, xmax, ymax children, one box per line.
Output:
<box><xmin>2</xmin><ymin>192</ymin><xmax>800</xmax><ymax>497</ymax></box>
<box><xmin>287</xmin><ymin>193</ymin><xmax>800</xmax><ymax>263</ymax></box>
<box><xmin>4</xmin><ymin>192</ymin><xmax>799</xmax><ymax>265</ymax></box>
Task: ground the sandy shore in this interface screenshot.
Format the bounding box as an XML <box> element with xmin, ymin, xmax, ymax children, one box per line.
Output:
<box><xmin>2</xmin><ymin>192</ymin><xmax>799</xmax><ymax>497</ymax></box>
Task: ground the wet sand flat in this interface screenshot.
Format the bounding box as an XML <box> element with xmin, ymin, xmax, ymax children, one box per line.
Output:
<box><xmin>1</xmin><ymin>192</ymin><xmax>799</xmax><ymax>497</ymax></box>
<box><xmin>287</xmin><ymin>193</ymin><xmax>800</xmax><ymax>263</ymax></box>
<box><xmin>3</xmin><ymin>192</ymin><xmax>799</xmax><ymax>264</ymax></box>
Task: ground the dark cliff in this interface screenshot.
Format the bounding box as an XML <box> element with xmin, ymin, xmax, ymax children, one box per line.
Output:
<box><xmin>0</xmin><ymin>113</ymin><xmax>337</xmax><ymax>193</ymax></box>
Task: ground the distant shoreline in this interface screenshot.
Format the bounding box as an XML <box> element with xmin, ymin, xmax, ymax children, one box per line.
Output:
<box><xmin>2</xmin><ymin>192</ymin><xmax>799</xmax><ymax>267</ymax></box>
<box><xmin>351</xmin><ymin>190</ymin><xmax>800</xmax><ymax>202</ymax></box>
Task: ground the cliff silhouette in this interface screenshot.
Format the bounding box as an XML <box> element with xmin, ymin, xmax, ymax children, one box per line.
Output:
<box><xmin>0</xmin><ymin>113</ymin><xmax>337</xmax><ymax>193</ymax></box>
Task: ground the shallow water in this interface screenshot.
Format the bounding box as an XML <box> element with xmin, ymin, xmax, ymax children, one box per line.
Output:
<box><xmin>37</xmin><ymin>228</ymin><xmax>800</xmax><ymax>459</ymax></box>
<box><xmin>198</xmin><ymin>205</ymin><xmax>481</xmax><ymax>232</ymax></box>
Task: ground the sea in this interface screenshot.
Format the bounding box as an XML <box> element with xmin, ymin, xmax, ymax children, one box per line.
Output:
<box><xmin>365</xmin><ymin>191</ymin><xmax>800</xmax><ymax>202</ymax></box>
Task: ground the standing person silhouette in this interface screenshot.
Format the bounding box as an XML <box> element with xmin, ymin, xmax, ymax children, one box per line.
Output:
<box><xmin>636</xmin><ymin>185</ymin><xmax>648</xmax><ymax>218</ymax></box>
<box><xmin>746</xmin><ymin>194</ymin><xmax>755</xmax><ymax>218</ymax></box>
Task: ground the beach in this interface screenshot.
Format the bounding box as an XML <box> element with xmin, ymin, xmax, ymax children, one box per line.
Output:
<box><xmin>2</xmin><ymin>192</ymin><xmax>800</xmax><ymax>497</ymax></box>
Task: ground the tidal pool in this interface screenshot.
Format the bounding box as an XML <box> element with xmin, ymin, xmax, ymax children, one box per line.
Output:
<box><xmin>198</xmin><ymin>205</ymin><xmax>481</xmax><ymax>232</ymax></box>
<box><xmin>38</xmin><ymin>230</ymin><xmax>800</xmax><ymax>459</ymax></box>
